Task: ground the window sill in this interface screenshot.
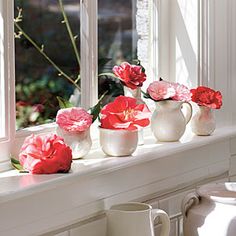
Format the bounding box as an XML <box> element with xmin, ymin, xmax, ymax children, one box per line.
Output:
<box><xmin>0</xmin><ymin>125</ymin><xmax>235</xmax><ymax>235</ymax></box>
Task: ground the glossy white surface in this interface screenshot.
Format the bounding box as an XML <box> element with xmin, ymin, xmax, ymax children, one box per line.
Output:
<box><xmin>99</xmin><ymin>128</ymin><xmax>138</xmax><ymax>157</ymax></box>
<box><xmin>151</xmin><ymin>101</ymin><xmax>192</xmax><ymax>142</ymax></box>
<box><xmin>107</xmin><ymin>202</ymin><xmax>170</xmax><ymax>236</ymax></box>
<box><xmin>56</xmin><ymin>126</ymin><xmax>92</xmax><ymax>159</ymax></box>
<box><xmin>191</xmin><ymin>106</ymin><xmax>216</xmax><ymax>136</ymax></box>
<box><xmin>183</xmin><ymin>183</ymin><xmax>236</xmax><ymax>236</ymax></box>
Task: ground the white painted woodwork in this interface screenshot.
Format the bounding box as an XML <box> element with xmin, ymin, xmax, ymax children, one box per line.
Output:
<box><xmin>80</xmin><ymin>0</ymin><xmax>98</xmax><ymax>109</ymax></box>
<box><xmin>0</xmin><ymin>0</ymin><xmax>15</xmax><ymax>164</ymax></box>
<box><xmin>0</xmin><ymin>126</ymin><xmax>235</xmax><ymax>235</ymax></box>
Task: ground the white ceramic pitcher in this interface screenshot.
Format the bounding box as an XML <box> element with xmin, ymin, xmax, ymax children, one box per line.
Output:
<box><xmin>151</xmin><ymin>100</ymin><xmax>192</xmax><ymax>142</ymax></box>
<box><xmin>106</xmin><ymin>202</ymin><xmax>170</xmax><ymax>236</ymax></box>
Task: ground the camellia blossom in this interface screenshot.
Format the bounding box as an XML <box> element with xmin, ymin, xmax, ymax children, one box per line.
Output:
<box><xmin>172</xmin><ymin>83</ymin><xmax>191</xmax><ymax>102</ymax></box>
<box><xmin>147</xmin><ymin>80</ymin><xmax>176</xmax><ymax>101</ymax></box>
<box><xmin>100</xmin><ymin>96</ymin><xmax>151</xmax><ymax>130</ymax></box>
<box><xmin>56</xmin><ymin>107</ymin><xmax>93</xmax><ymax>133</ymax></box>
<box><xmin>147</xmin><ymin>80</ymin><xmax>191</xmax><ymax>102</ymax></box>
<box><xmin>19</xmin><ymin>134</ymin><xmax>72</xmax><ymax>174</ymax></box>
<box><xmin>113</xmin><ymin>62</ymin><xmax>146</xmax><ymax>90</ymax></box>
<box><xmin>191</xmin><ymin>86</ymin><xmax>222</xmax><ymax>109</ymax></box>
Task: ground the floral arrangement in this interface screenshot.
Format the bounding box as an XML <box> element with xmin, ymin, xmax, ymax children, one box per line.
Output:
<box><xmin>190</xmin><ymin>86</ymin><xmax>222</xmax><ymax>109</ymax></box>
<box><xmin>56</xmin><ymin>107</ymin><xmax>93</xmax><ymax>133</ymax></box>
<box><xmin>100</xmin><ymin>96</ymin><xmax>151</xmax><ymax>130</ymax></box>
<box><xmin>113</xmin><ymin>62</ymin><xmax>146</xmax><ymax>90</ymax></box>
<box><xmin>16</xmin><ymin>134</ymin><xmax>72</xmax><ymax>174</ymax></box>
<box><xmin>144</xmin><ymin>78</ymin><xmax>191</xmax><ymax>102</ymax></box>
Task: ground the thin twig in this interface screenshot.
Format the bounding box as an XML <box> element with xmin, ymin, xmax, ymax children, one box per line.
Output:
<box><xmin>14</xmin><ymin>22</ymin><xmax>81</xmax><ymax>91</ymax></box>
<box><xmin>58</xmin><ymin>0</ymin><xmax>81</xmax><ymax>69</ymax></box>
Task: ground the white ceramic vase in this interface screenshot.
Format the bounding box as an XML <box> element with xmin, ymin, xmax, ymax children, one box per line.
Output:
<box><xmin>99</xmin><ymin>128</ymin><xmax>138</xmax><ymax>157</ymax></box>
<box><xmin>56</xmin><ymin>126</ymin><xmax>92</xmax><ymax>159</ymax></box>
<box><xmin>124</xmin><ymin>87</ymin><xmax>145</xmax><ymax>145</ymax></box>
<box><xmin>107</xmin><ymin>202</ymin><xmax>170</xmax><ymax>236</ymax></box>
<box><xmin>182</xmin><ymin>182</ymin><xmax>236</xmax><ymax>236</ymax></box>
<box><xmin>151</xmin><ymin>100</ymin><xmax>192</xmax><ymax>142</ymax></box>
<box><xmin>191</xmin><ymin>106</ymin><xmax>216</xmax><ymax>136</ymax></box>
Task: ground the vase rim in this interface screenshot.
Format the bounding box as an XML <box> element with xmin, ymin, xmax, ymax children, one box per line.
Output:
<box><xmin>197</xmin><ymin>182</ymin><xmax>236</xmax><ymax>205</ymax></box>
<box><xmin>155</xmin><ymin>100</ymin><xmax>186</xmax><ymax>104</ymax></box>
<box><xmin>99</xmin><ymin>127</ymin><xmax>138</xmax><ymax>133</ymax></box>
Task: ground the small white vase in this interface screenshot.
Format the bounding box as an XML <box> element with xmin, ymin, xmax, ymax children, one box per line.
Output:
<box><xmin>124</xmin><ymin>87</ymin><xmax>145</xmax><ymax>145</ymax></box>
<box><xmin>99</xmin><ymin>128</ymin><xmax>138</xmax><ymax>157</ymax></box>
<box><xmin>191</xmin><ymin>106</ymin><xmax>215</xmax><ymax>136</ymax></box>
<box><xmin>56</xmin><ymin>127</ymin><xmax>92</xmax><ymax>159</ymax></box>
<box><xmin>151</xmin><ymin>100</ymin><xmax>192</xmax><ymax>142</ymax></box>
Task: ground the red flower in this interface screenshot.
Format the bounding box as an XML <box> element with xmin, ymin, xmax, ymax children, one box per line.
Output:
<box><xmin>19</xmin><ymin>134</ymin><xmax>72</xmax><ymax>174</ymax></box>
<box><xmin>191</xmin><ymin>86</ymin><xmax>222</xmax><ymax>109</ymax></box>
<box><xmin>113</xmin><ymin>62</ymin><xmax>146</xmax><ymax>90</ymax></box>
<box><xmin>100</xmin><ymin>96</ymin><xmax>151</xmax><ymax>130</ymax></box>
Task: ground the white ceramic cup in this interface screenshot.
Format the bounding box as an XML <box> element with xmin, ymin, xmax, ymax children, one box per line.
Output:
<box><xmin>99</xmin><ymin>128</ymin><xmax>138</xmax><ymax>157</ymax></box>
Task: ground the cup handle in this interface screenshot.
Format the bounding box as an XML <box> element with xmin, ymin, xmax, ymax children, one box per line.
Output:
<box><xmin>152</xmin><ymin>209</ymin><xmax>170</xmax><ymax>236</ymax></box>
<box><xmin>182</xmin><ymin>102</ymin><xmax>193</xmax><ymax>124</ymax></box>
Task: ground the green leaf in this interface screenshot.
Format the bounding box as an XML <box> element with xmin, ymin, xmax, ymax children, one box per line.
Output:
<box><xmin>98</xmin><ymin>58</ymin><xmax>112</xmax><ymax>67</ymax></box>
<box><xmin>88</xmin><ymin>91</ymin><xmax>108</xmax><ymax>122</ymax></box>
<box><xmin>98</xmin><ymin>72</ymin><xmax>118</xmax><ymax>79</ymax></box>
<box><xmin>132</xmin><ymin>59</ymin><xmax>146</xmax><ymax>73</ymax></box>
<box><xmin>11</xmin><ymin>157</ymin><xmax>24</xmax><ymax>171</ymax></box>
<box><xmin>57</xmin><ymin>96</ymin><xmax>74</xmax><ymax>109</ymax></box>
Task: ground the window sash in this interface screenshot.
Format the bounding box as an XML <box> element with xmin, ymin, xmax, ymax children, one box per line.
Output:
<box><xmin>0</xmin><ymin>0</ymin><xmax>15</xmax><ymax>165</ymax></box>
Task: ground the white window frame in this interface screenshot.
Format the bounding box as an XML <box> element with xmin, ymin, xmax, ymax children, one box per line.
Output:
<box><xmin>0</xmin><ymin>0</ymin><xmax>15</xmax><ymax>170</ymax></box>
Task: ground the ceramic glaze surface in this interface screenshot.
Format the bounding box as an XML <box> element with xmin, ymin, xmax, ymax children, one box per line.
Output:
<box><xmin>151</xmin><ymin>100</ymin><xmax>192</xmax><ymax>142</ymax></box>
<box><xmin>191</xmin><ymin>106</ymin><xmax>216</xmax><ymax>136</ymax></box>
<box><xmin>183</xmin><ymin>183</ymin><xmax>236</xmax><ymax>236</ymax></box>
<box><xmin>107</xmin><ymin>202</ymin><xmax>170</xmax><ymax>236</ymax></box>
<box><xmin>56</xmin><ymin>127</ymin><xmax>92</xmax><ymax>159</ymax></box>
<box><xmin>99</xmin><ymin>128</ymin><xmax>138</xmax><ymax>156</ymax></box>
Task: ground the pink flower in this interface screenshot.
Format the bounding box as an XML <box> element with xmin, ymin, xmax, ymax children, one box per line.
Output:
<box><xmin>147</xmin><ymin>81</ymin><xmax>176</xmax><ymax>101</ymax></box>
<box><xmin>56</xmin><ymin>107</ymin><xmax>93</xmax><ymax>133</ymax></box>
<box><xmin>113</xmin><ymin>62</ymin><xmax>146</xmax><ymax>90</ymax></box>
<box><xmin>19</xmin><ymin>134</ymin><xmax>72</xmax><ymax>174</ymax></box>
<box><xmin>100</xmin><ymin>96</ymin><xmax>151</xmax><ymax>130</ymax></box>
<box><xmin>172</xmin><ymin>83</ymin><xmax>191</xmax><ymax>101</ymax></box>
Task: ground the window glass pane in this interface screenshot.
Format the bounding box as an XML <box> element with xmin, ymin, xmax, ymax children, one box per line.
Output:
<box><xmin>98</xmin><ymin>0</ymin><xmax>138</xmax><ymax>104</ymax></box>
<box><xmin>14</xmin><ymin>0</ymin><xmax>81</xmax><ymax>129</ymax></box>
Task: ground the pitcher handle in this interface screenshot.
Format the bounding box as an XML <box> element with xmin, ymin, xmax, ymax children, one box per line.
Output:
<box><xmin>152</xmin><ymin>209</ymin><xmax>170</xmax><ymax>236</ymax></box>
<box><xmin>182</xmin><ymin>102</ymin><xmax>193</xmax><ymax>124</ymax></box>
<box><xmin>181</xmin><ymin>192</ymin><xmax>200</xmax><ymax>219</ymax></box>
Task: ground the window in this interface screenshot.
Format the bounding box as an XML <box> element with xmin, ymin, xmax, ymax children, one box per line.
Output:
<box><xmin>15</xmin><ymin>0</ymin><xmax>81</xmax><ymax>129</ymax></box>
<box><xmin>98</xmin><ymin>0</ymin><xmax>139</xmax><ymax>104</ymax></box>
<box><xmin>1</xmin><ymin>0</ymin><xmax>230</xmax><ymax>169</ymax></box>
